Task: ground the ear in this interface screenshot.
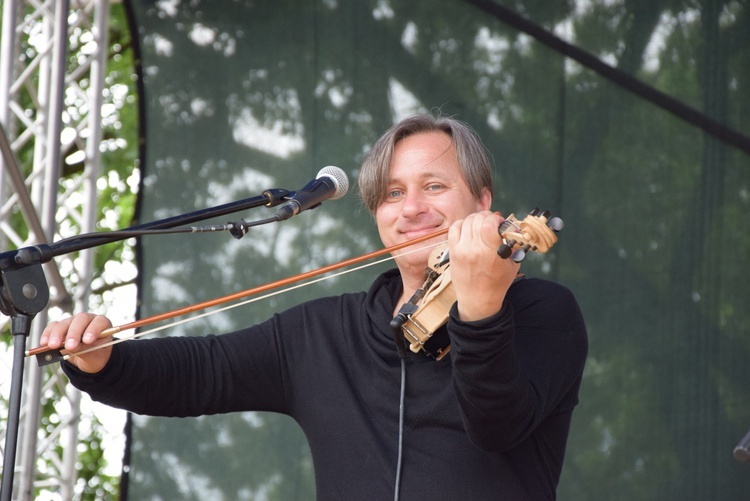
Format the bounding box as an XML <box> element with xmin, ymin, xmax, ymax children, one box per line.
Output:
<box><xmin>478</xmin><ymin>187</ymin><xmax>492</xmax><ymax>211</ymax></box>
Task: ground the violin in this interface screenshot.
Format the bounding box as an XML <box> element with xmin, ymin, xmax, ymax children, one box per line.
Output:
<box><xmin>390</xmin><ymin>208</ymin><xmax>563</xmax><ymax>361</ymax></box>
<box><xmin>28</xmin><ymin>209</ymin><xmax>561</xmax><ymax>366</ymax></box>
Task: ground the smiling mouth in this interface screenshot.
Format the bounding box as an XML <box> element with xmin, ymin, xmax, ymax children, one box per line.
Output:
<box><xmin>400</xmin><ymin>226</ymin><xmax>443</xmax><ymax>239</ymax></box>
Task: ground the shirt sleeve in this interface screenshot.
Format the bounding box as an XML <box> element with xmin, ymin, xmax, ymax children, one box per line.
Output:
<box><xmin>62</xmin><ymin>315</ymin><xmax>293</xmax><ymax>417</ymax></box>
<box><xmin>446</xmin><ymin>278</ymin><xmax>588</xmax><ymax>452</ymax></box>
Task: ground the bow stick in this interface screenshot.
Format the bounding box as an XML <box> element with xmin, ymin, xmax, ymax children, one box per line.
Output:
<box><xmin>36</xmin><ymin>251</ymin><xmax>409</xmax><ymax>363</ymax></box>
<box><xmin>27</xmin><ymin>228</ymin><xmax>449</xmax><ymax>364</ymax></box>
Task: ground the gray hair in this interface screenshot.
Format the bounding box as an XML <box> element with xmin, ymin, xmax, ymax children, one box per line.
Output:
<box><xmin>358</xmin><ymin>114</ymin><xmax>494</xmax><ymax>214</ymax></box>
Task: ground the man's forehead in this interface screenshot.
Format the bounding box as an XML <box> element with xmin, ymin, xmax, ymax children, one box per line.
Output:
<box><xmin>385</xmin><ymin>168</ymin><xmax>455</xmax><ymax>184</ymax></box>
<box><xmin>391</xmin><ymin>133</ymin><xmax>456</xmax><ymax>166</ymax></box>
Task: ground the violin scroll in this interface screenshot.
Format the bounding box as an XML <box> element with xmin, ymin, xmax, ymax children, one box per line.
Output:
<box><xmin>496</xmin><ymin>209</ymin><xmax>563</xmax><ymax>262</ymax></box>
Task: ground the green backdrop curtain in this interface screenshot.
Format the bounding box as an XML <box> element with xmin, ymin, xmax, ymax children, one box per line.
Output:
<box><xmin>124</xmin><ymin>0</ymin><xmax>750</xmax><ymax>499</ymax></box>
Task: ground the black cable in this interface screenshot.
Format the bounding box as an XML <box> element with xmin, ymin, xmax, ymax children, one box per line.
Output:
<box><xmin>393</xmin><ymin>356</ymin><xmax>406</xmax><ymax>501</ymax></box>
<box><xmin>51</xmin><ymin>216</ymin><xmax>281</xmax><ymax>245</ymax></box>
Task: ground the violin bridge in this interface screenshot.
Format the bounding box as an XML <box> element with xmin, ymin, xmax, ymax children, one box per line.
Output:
<box><xmin>402</xmin><ymin>317</ymin><xmax>429</xmax><ymax>351</ymax></box>
<box><xmin>402</xmin><ymin>318</ymin><xmax>451</xmax><ymax>361</ymax></box>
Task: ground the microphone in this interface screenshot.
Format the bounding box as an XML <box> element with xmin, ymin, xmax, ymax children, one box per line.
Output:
<box><xmin>275</xmin><ymin>166</ymin><xmax>349</xmax><ymax>221</ymax></box>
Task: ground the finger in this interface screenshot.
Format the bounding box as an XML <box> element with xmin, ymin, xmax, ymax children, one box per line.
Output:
<box><xmin>40</xmin><ymin>320</ymin><xmax>62</xmax><ymax>347</ymax></box>
<box><xmin>480</xmin><ymin>212</ymin><xmax>504</xmax><ymax>248</ymax></box>
<box><xmin>81</xmin><ymin>315</ymin><xmax>113</xmax><ymax>344</ymax></box>
<box><xmin>62</xmin><ymin>313</ymin><xmax>98</xmax><ymax>351</ymax></box>
<box><xmin>43</xmin><ymin>317</ymin><xmax>77</xmax><ymax>349</ymax></box>
<box><xmin>464</xmin><ymin>211</ymin><xmax>502</xmax><ymax>249</ymax></box>
<box><xmin>448</xmin><ymin>217</ymin><xmax>465</xmax><ymax>244</ymax></box>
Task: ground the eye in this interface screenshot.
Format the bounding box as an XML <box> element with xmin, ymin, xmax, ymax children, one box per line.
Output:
<box><xmin>426</xmin><ymin>183</ymin><xmax>445</xmax><ymax>192</ymax></box>
<box><xmin>386</xmin><ymin>188</ymin><xmax>403</xmax><ymax>199</ymax></box>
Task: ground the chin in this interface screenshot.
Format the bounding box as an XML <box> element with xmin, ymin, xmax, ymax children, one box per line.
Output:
<box><xmin>393</xmin><ymin>248</ymin><xmax>431</xmax><ymax>270</ymax></box>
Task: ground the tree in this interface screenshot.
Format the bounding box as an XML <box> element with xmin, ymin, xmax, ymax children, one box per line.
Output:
<box><xmin>126</xmin><ymin>0</ymin><xmax>750</xmax><ymax>499</ymax></box>
<box><xmin>1</xmin><ymin>3</ymin><xmax>138</xmax><ymax>499</ymax></box>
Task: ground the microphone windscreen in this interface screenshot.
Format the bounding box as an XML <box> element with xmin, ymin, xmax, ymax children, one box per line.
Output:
<box><xmin>317</xmin><ymin>166</ymin><xmax>349</xmax><ymax>200</ymax></box>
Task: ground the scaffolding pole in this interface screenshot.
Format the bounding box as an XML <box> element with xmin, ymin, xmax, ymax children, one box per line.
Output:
<box><xmin>0</xmin><ymin>1</ymin><xmax>109</xmax><ymax>499</ymax></box>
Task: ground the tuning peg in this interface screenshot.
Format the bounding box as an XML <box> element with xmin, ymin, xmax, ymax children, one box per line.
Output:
<box><xmin>497</xmin><ymin>241</ymin><xmax>514</xmax><ymax>259</ymax></box>
<box><xmin>511</xmin><ymin>249</ymin><xmax>527</xmax><ymax>262</ymax></box>
<box><xmin>548</xmin><ymin>217</ymin><xmax>564</xmax><ymax>232</ymax></box>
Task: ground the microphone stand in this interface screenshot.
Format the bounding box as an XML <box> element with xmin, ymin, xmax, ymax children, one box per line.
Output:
<box><xmin>0</xmin><ymin>188</ymin><xmax>290</xmax><ymax>501</ymax></box>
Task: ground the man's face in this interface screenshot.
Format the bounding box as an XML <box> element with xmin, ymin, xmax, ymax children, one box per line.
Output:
<box><xmin>375</xmin><ymin>131</ymin><xmax>491</xmax><ymax>274</ymax></box>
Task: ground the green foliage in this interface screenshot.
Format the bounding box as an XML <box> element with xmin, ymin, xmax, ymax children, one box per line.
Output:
<box><xmin>4</xmin><ymin>0</ymin><xmax>749</xmax><ymax>499</ymax></box>
<box><xmin>1</xmin><ymin>2</ymin><xmax>136</xmax><ymax>499</ymax></box>
<box><xmin>128</xmin><ymin>0</ymin><xmax>750</xmax><ymax>499</ymax></box>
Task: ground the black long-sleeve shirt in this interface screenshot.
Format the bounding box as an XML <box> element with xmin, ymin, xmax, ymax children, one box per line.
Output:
<box><xmin>64</xmin><ymin>269</ymin><xmax>588</xmax><ymax>500</ymax></box>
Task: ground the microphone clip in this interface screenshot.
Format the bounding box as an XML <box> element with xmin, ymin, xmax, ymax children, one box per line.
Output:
<box><xmin>228</xmin><ymin>219</ymin><xmax>251</xmax><ymax>239</ymax></box>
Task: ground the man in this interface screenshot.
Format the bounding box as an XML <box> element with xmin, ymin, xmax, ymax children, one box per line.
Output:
<box><xmin>42</xmin><ymin>114</ymin><xmax>588</xmax><ymax>500</ymax></box>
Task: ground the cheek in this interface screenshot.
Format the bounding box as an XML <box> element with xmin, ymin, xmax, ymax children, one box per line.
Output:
<box><xmin>374</xmin><ymin>208</ymin><xmax>385</xmax><ymax>227</ymax></box>
<box><xmin>374</xmin><ymin>208</ymin><xmax>393</xmax><ymax>240</ymax></box>
<box><xmin>375</xmin><ymin>204</ymin><xmax>396</xmax><ymax>224</ymax></box>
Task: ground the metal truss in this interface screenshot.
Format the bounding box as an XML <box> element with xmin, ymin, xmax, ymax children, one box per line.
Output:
<box><xmin>0</xmin><ymin>0</ymin><xmax>110</xmax><ymax>499</ymax></box>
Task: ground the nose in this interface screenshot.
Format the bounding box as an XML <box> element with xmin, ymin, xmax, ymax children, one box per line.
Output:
<box><xmin>401</xmin><ymin>189</ymin><xmax>428</xmax><ymax>218</ymax></box>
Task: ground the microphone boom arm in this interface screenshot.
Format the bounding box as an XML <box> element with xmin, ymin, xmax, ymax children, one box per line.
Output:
<box><xmin>0</xmin><ymin>186</ymin><xmax>289</xmax><ymax>500</ymax></box>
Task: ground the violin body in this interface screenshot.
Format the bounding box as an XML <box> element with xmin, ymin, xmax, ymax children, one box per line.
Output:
<box><xmin>394</xmin><ymin>209</ymin><xmax>563</xmax><ymax>360</ymax></box>
<box><xmin>400</xmin><ymin>243</ymin><xmax>454</xmax><ymax>360</ymax></box>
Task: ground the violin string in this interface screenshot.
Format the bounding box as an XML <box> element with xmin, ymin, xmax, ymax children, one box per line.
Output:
<box><xmin>61</xmin><ymin>239</ymin><xmax>448</xmax><ymax>361</ymax></box>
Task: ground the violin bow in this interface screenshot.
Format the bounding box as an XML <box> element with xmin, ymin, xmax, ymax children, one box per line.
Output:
<box><xmin>27</xmin><ymin>229</ymin><xmax>449</xmax><ymax>365</ymax></box>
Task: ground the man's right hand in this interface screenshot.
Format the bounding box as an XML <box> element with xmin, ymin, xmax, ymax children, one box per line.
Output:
<box><xmin>40</xmin><ymin>313</ymin><xmax>114</xmax><ymax>374</ymax></box>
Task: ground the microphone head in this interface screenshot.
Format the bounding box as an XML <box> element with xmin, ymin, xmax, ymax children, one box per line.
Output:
<box><xmin>317</xmin><ymin>166</ymin><xmax>349</xmax><ymax>200</ymax></box>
